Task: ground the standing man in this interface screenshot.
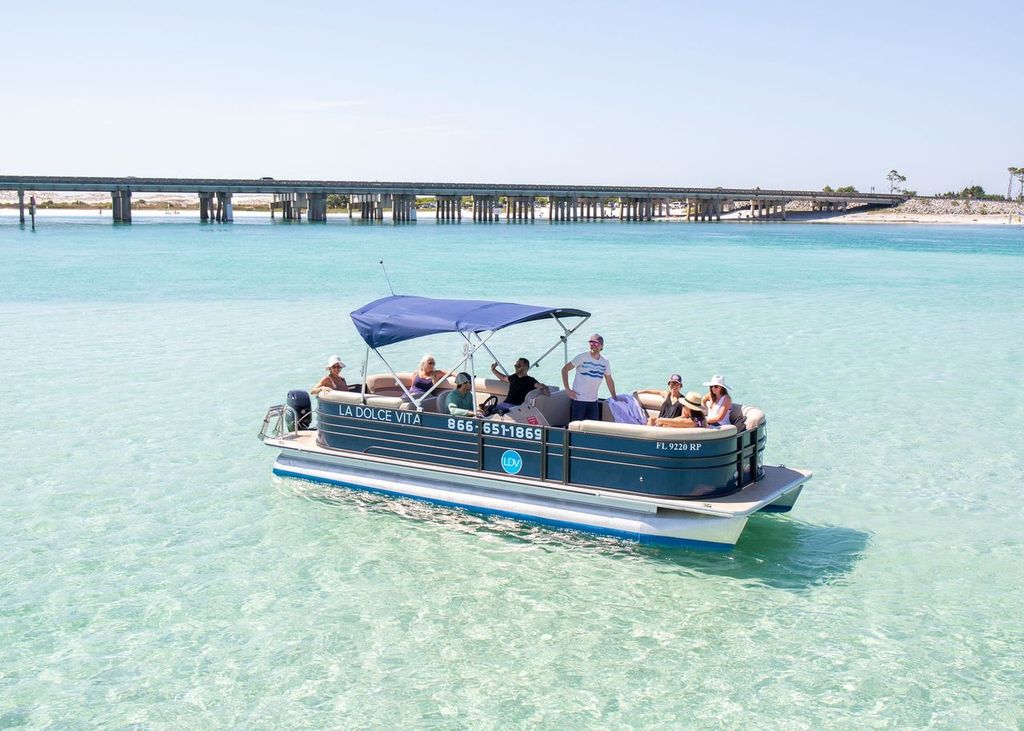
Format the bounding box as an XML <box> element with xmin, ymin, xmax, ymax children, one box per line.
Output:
<box><xmin>561</xmin><ymin>333</ymin><xmax>617</xmax><ymax>422</ymax></box>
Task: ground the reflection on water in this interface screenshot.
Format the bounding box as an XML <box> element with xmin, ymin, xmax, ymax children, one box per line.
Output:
<box><xmin>281</xmin><ymin>476</ymin><xmax>869</xmax><ymax>593</ymax></box>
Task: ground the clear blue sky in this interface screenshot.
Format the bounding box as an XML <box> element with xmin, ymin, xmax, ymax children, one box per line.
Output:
<box><xmin>5</xmin><ymin>0</ymin><xmax>1022</xmax><ymax>195</ymax></box>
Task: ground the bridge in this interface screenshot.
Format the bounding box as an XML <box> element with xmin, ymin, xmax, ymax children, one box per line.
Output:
<box><xmin>0</xmin><ymin>175</ymin><xmax>908</xmax><ymax>224</ymax></box>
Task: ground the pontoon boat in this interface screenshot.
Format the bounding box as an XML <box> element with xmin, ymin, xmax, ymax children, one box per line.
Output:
<box><xmin>259</xmin><ymin>296</ymin><xmax>811</xmax><ymax>549</ymax></box>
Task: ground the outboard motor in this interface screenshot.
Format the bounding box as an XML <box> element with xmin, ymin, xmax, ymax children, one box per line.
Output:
<box><xmin>285</xmin><ymin>390</ymin><xmax>313</xmax><ymax>430</ymax></box>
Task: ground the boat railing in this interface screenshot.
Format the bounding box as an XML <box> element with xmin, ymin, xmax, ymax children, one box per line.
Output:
<box><xmin>259</xmin><ymin>404</ymin><xmax>313</xmax><ymax>440</ymax></box>
<box><xmin>313</xmin><ymin>405</ymin><xmax>766</xmax><ymax>496</ymax></box>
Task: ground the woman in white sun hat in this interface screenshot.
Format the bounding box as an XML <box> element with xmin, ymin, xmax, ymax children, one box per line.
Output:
<box><xmin>701</xmin><ymin>375</ymin><xmax>732</xmax><ymax>428</ymax></box>
<box><xmin>311</xmin><ymin>355</ymin><xmax>348</xmax><ymax>396</ymax></box>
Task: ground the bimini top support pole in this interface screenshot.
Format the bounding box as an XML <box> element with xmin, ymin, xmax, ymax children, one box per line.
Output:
<box><xmin>533</xmin><ymin>312</ymin><xmax>590</xmax><ymax>369</ymax></box>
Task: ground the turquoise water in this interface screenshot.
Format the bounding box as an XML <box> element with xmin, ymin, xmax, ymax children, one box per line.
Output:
<box><xmin>1</xmin><ymin>214</ymin><xmax>1022</xmax><ymax>728</ymax></box>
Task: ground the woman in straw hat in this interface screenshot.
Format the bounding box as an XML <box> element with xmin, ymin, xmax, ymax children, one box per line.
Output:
<box><xmin>701</xmin><ymin>375</ymin><xmax>732</xmax><ymax>428</ymax></box>
<box><xmin>311</xmin><ymin>355</ymin><xmax>348</xmax><ymax>396</ymax></box>
<box><xmin>652</xmin><ymin>391</ymin><xmax>707</xmax><ymax>428</ymax></box>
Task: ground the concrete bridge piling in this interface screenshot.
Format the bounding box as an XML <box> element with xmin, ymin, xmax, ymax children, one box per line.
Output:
<box><xmin>272</xmin><ymin>192</ymin><xmax>308</xmax><ymax>221</ymax></box>
<box><xmin>811</xmin><ymin>201</ymin><xmax>845</xmax><ymax>213</ymax></box>
<box><xmin>745</xmin><ymin>199</ymin><xmax>787</xmax><ymax>220</ymax></box>
<box><xmin>472</xmin><ymin>195</ymin><xmax>499</xmax><ymax>222</ymax></box>
<box><xmin>216</xmin><ymin>192</ymin><xmax>234</xmax><ymax>222</ymax></box>
<box><xmin>111</xmin><ymin>190</ymin><xmax>132</xmax><ymax>222</ymax></box>
<box><xmin>349</xmin><ymin>194</ymin><xmax>384</xmax><ymax>221</ymax></box>
<box><xmin>306</xmin><ymin>193</ymin><xmax>327</xmax><ymax>222</ymax></box>
<box><xmin>619</xmin><ymin>197</ymin><xmax>654</xmax><ymax>221</ymax></box>
<box><xmin>436</xmin><ymin>195</ymin><xmax>462</xmax><ymax>222</ymax></box>
<box><xmin>504</xmin><ymin>196</ymin><xmax>535</xmax><ymax>222</ymax></box>
<box><xmin>392</xmin><ymin>194</ymin><xmax>416</xmax><ymax>222</ymax></box>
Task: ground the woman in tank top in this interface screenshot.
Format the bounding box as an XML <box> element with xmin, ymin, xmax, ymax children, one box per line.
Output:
<box><xmin>652</xmin><ymin>391</ymin><xmax>707</xmax><ymax>428</ymax></box>
<box><xmin>701</xmin><ymin>375</ymin><xmax>732</xmax><ymax>429</ymax></box>
<box><xmin>640</xmin><ymin>374</ymin><xmax>685</xmax><ymax>426</ymax></box>
<box><xmin>409</xmin><ymin>354</ymin><xmax>448</xmax><ymax>397</ymax></box>
<box><xmin>311</xmin><ymin>355</ymin><xmax>348</xmax><ymax>396</ymax></box>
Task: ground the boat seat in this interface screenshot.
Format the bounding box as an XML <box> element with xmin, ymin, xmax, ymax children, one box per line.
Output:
<box><xmin>313</xmin><ymin>389</ymin><xmax>412</xmax><ymax>411</ymax></box>
<box><xmin>419</xmin><ymin>395</ymin><xmax>439</xmax><ymax>413</ymax></box>
<box><xmin>740</xmin><ymin>405</ymin><xmax>764</xmax><ymax>431</ymax></box>
<box><xmin>473</xmin><ymin>377</ymin><xmax>510</xmax><ymax>398</ymax></box>
<box><xmin>495</xmin><ymin>403</ymin><xmax>549</xmax><ymax>427</ymax></box>
<box><xmin>435</xmin><ymin>391</ymin><xmax>458</xmax><ymax>415</ymax></box>
<box><xmin>635</xmin><ymin>392</ymin><xmax>664</xmax><ymax>411</ymax></box>
<box><xmin>528</xmin><ymin>389</ymin><xmax>570</xmax><ymax>428</ymax></box>
<box><xmin>365</xmin><ymin>394</ymin><xmax>415</xmax><ymax>411</ymax></box>
<box><xmin>315</xmin><ymin>389</ymin><xmax>366</xmax><ymax>405</ymax></box>
<box><xmin>567</xmin><ymin>420</ymin><xmax>738</xmax><ymax>441</ymax></box>
<box><xmin>635</xmin><ymin>391</ymin><xmax>664</xmax><ymax>420</ymax></box>
<box><xmin>628</xmin><ymin>394</ymin><xmax>765</xmax><ymax>431</ymax></box>
<box><xmin>366</xmin><ymin>372</ymin><xmax>411</xmax><ymax>398</ymax></box>
<box><xmin>366</xmin><ymin>372</ymin><xmax>459</xmax><ymax>403</ymax></box>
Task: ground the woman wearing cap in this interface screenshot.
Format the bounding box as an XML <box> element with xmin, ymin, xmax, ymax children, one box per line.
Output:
<box><xmin>311</xmin><ymin>356</ymin><xmax>348</xmax><ymax>396</ymax></box>
<box><xmin>638</xmin><ymin>374</ymin><xmax>685</xmax><ymax>427</ymax></box>
<box><xmin>701</xmin><ymin>375</ymin><xmax>732</xmax><ymax>428</ymax></box>
<box><xmin>652</xmin><ymin>391</ymin><xmax>707</xmax><ymax>428</ymax></box>
<box><xmin>409</xmin><ymin>354</ymin><xmax>448</xmax><ymax>397</ymax></box>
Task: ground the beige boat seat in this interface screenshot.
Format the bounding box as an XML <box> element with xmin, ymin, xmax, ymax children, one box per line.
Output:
<box><xmin>627</xmin><ymin>393</ymin><xmax>766</xmax><ymax>432</ymax></box>
<box><xmin>367</xmin><ymin>394</ymin><xmax>415</xmax><ymax>411</ymax></box>
<box><xmin>420</xmin><ymin>395</ymin><xmax>440</xmax><ymax>413</ymax></box>
<box><xmin>494</xmin><ymin>403</ymin><xmax>550</xmax><ymax>427</ymax></box>
<box><xmin>366</xmin><ymin>372</ymin><xmax>411</xmax><ymax>397</ymax></box>
<box><xmin>314</xmin><ymin>389</ymin><xmax>414</xmax><ymax>411</ymax></box>
<box><xmin>567</xmin><ymin>420</ymin><xmax>738</xmax><ymax>440</ymax></box>
<box><xmin>635</xmin><ymin>391</ymin><xmax>665</xmax><ymax>420</ymax></box>
<box><xmin>315</xmin><ymin>389</ymin><xmax>365</xmax><ymax>405</ymax></box>
<box><xmin>473</xmin><ymin>377</ymin><xmax>510</xmax><ymax>398</ymax></box>
<box><xmin>528</xmin><ymin>389</ymin><xmax>571</xmax><ymax>427</ymax></box>
<box><xmin>739</xmin><ymin>405</ymin><xmax>765</xmax><ymax>431</ymax></box>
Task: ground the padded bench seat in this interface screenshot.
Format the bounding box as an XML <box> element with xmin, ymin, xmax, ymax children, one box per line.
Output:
<box><xmin>567</xmin><ymin>420</ymin><xmax>738</xmax><ymax>440</ymax></box>
<box><xmin>315</xmin><ymin>389</ymin><xmax>414</xmax><ymax>410</ymax></box>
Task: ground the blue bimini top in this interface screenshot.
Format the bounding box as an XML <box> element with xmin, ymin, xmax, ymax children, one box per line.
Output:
<box><xmin>350</xmin><ymin>295</ymin><xmax>590</xmax><ymax>348</ymax></box>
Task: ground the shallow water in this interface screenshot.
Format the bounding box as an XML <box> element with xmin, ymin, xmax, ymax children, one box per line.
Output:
<box><xmin>1</xmin><ymin>214</ymin><xmax>1022</xmax><ymax>727</ymax></box>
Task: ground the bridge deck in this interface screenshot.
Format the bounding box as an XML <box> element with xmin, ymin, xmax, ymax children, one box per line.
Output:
<box><xmin>0</xmin><ymin>175</ymin><xmax>906</xmax><ymax>205</ymax></box>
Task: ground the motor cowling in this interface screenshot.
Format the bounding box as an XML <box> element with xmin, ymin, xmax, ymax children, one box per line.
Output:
<box><xmin>286</xmin><ymin>390</ymin><xmax>313</xmax><ymax>430</ymax></box>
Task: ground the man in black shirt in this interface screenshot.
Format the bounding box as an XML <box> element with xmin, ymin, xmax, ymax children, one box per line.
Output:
<box><xmin>490</xmin><ymin>357</ymin><xmax>550</xmax><ymax>410</ymax></box>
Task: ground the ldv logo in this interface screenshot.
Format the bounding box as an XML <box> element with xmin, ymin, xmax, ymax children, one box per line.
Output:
<box><xmin>501</xmin><ymin>450</ymin><xmax>523</xmax><ymax>475</ymax></box>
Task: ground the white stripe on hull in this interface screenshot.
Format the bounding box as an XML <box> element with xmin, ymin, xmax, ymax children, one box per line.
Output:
<box><xmin>274</xmin><ymin>452</ymin><xmax>749</xmax><ymax>548</ymax></box>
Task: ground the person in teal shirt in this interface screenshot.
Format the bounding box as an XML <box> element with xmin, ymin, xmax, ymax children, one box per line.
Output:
<box><xmin>444</xmin><ymin>372</ymin><xmax>479</xmax><ymax>417</ymax></box>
